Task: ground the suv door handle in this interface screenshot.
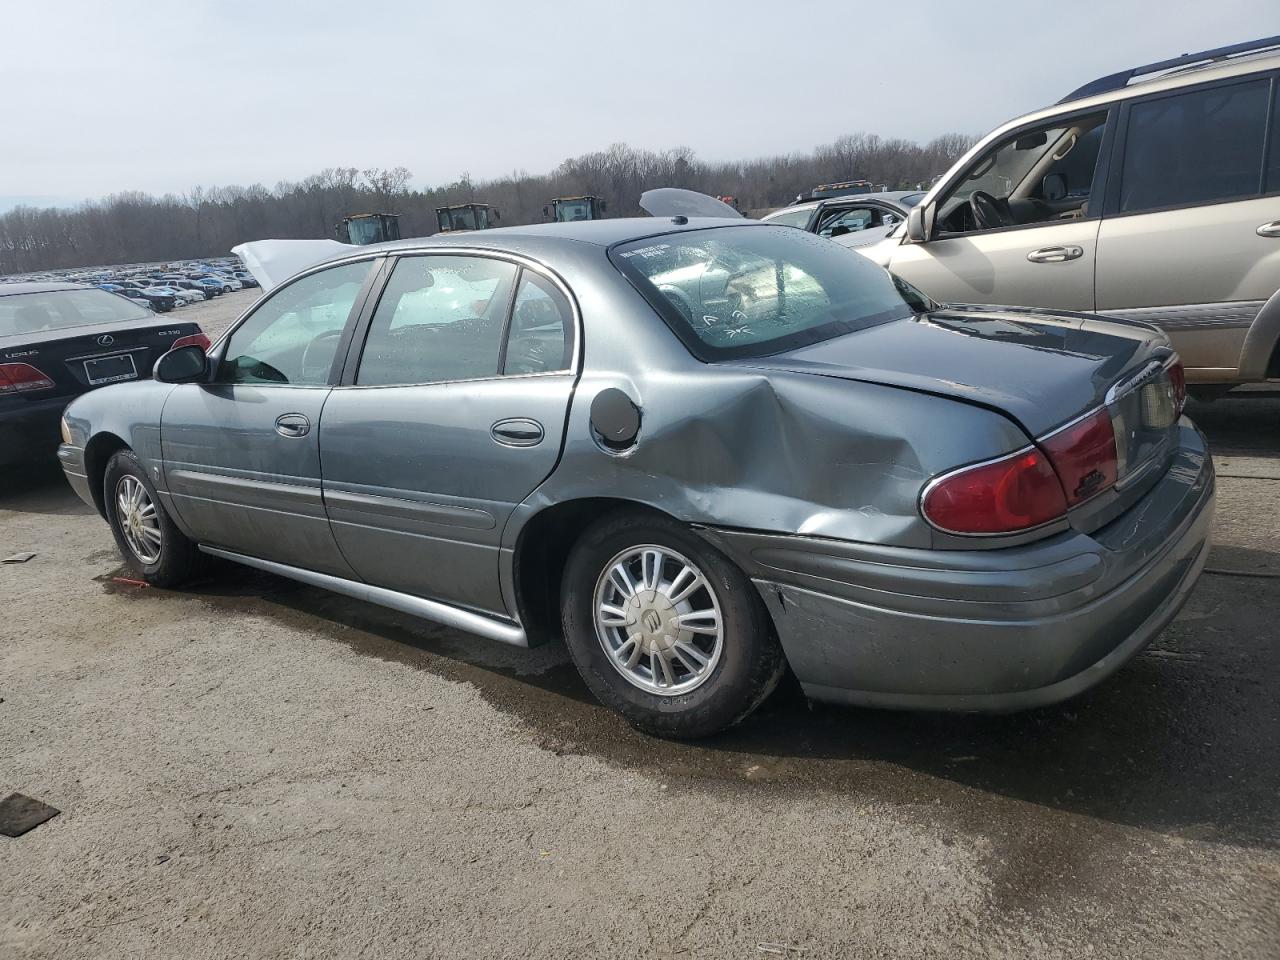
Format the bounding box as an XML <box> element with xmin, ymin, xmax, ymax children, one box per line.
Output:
<box><xmin>274</xmin><ymin>413</ymin><xmax>311</xmax><ymax>438</ymax></box>
<box><xmin>1026</xmin><ymin>245</ymin><xmax>1084</xmax><ymax>263</ymax></box>
<box><xmin>491</xmin><ymin>418</ymin><xmax>544</xmax><ymax>447</ymax></box>
<box><xmin>1257</xmin><ymin>220</ymin><xmax>1280</xmax><ymax>238</ymax></box>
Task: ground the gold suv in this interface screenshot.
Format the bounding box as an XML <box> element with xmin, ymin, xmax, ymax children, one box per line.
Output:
<box><xmin>865</xmin><ymin>36</ymin><xmax>1280</xmax><ymax>397</ymax></box>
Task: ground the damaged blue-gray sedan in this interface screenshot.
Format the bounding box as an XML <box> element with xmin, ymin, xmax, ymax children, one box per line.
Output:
<box><xmin>57</xmin><ymin>215</ymin><xmax>1214</xmax><ymax>737</ymax></box>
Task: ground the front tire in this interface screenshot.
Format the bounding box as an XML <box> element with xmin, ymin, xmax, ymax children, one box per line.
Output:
<box><xmin>561</xmin><ymin>512</ymin><xmax>785</xmax><ymax>738</ymax></box>
<box><xmin>103</xmin><ymin>449</ymin><xmax>202</xmax><ymax>587</ymax></box>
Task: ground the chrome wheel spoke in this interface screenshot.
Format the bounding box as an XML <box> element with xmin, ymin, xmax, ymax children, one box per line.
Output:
<box><xmin>641</xmin><ymin>548</ymin><xmax>664</xmax><ymax>591</ymax></box>
<box><xmin>677</xmin><ymin>609</ymin><xmax>719</xmax><ymax>634</ymax></box>
<box><xmin>599</xmin><ymin>604</ymin><xmax>630</xmax><ymax>627</ymax></box>
<box><xmin>673</xmin><ymin>641</ymin><xmax>709</xmax><ymax>669</ymax></box>
<box><xmin>623</xmin><ymin>634</ymin><xmax>644</xmax><ymax>668</ymax></box>
<box><xmin>609</xmin><ymin>563</ymin><xmax>637</xmax><ymax>599</ymax></box>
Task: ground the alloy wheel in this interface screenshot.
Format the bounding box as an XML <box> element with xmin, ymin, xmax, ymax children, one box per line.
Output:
<box><xmin>115</xmin><ymin>475</ymin><xmax>162</xmax><ymax>565</ymax></box>
<box><xmin>593</xmin><ymin>544</ymin><xmax>724</xmax><ymax>695</ymax></box>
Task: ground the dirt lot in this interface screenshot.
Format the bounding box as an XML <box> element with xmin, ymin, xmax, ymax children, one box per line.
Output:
<box><xmin>179</xmin><ymin>287</ymin><xmax>261</xmax><ymax>340</ymax></box>
<box><xmin>1</xmin><ymin>347</ymin><xmax>1278</xmax><ymax>956</ymax></box>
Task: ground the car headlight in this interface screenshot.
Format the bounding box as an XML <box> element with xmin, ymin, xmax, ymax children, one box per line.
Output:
<box><xmin>59</xmin><ymin>416</ymin><xmax>72</xmax><ymax>445</ymax></box>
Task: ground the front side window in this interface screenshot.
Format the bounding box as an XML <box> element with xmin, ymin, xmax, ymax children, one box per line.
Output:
<box><xmin>0</xmin><ymin>288</ymin><xmax>151</xmax><ymax>336</ymax></box>
<box><xmin>219</xmin><ymin>259</ymin><xmax>372</xmax><ymax>385</ymax></box>
<box><xmin>936</xmin><ymin>112</ymin><xmax>1107</xmax><ymax>234</ymax></box>
<box><xmin>355</xmin><ymin>255</ymin><xmax>518</xmax><ymax>386</ymax></box>
<box><xmin>612</xmin><ymin>225</ymin><xmax>922</xmax><ymax>360</ymax></box>
<box><xmin>1120</xmin><ymin>78</ymin><xmax>1270</xmax><ymax>213</ymax></box>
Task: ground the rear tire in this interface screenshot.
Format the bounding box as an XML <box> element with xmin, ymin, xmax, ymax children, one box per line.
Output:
<box><xmin>561</xmin><ymin>511</ymin><xmax>785</xmax><ymax>739</ymax></box>
<box><xmin>103</xmin><ymin>449</ymin><xmax>203</xmax><ymax>587</ymax></box>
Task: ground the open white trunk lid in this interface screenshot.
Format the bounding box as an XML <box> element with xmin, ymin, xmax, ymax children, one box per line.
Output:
<box><xmin>231</xmin><ymin>239</ymin><xmax>351</xmax><ymax>292</ymax></box>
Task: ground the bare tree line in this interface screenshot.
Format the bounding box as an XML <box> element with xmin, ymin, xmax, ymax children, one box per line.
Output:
<box><xmin>0</xmin><ymin>132</ymin><xmax>975</xmax><ymax>275</ymax></box>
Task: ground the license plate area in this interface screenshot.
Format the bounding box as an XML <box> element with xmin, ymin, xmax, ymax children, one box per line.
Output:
<box><xmin>84</xmin><ymin>353</ymin><xmax>138</xmax><ymax>386</ymax></box>
<box><xmin>1109</xmin><ymin>363</ymin><xmax>1177</xmax><ymax>481</ymax></box>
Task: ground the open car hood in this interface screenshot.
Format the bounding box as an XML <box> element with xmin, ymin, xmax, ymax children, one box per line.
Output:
<box><xmin>231</xmin><ymin>239</ymin><xmax>352</xmax><ymax>292</ymax></box>
<box><xmin>639</xmin><ymin>188</ymin><xmax>744</xmax><ymax>219</ymax></box>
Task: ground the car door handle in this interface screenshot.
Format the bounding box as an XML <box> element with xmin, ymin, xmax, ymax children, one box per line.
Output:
<box><xmin>491</xmin><ymin>418</ymin><xmax>544</xmax><ymax>447</ymax></box>
<box><xmin>274</xmin><ymin>413</ymin><xmax>311</xmax><ymax>438</ymax></box>
<box><xmin>1026</xmin><ymin>245</ymin><xmax>1084</xmax><ymax>263</ymax></box>
<box><xmin>1256</xmin><ymin>220</ymin><xmax>1280</xmax><ymax>238</ymax></box>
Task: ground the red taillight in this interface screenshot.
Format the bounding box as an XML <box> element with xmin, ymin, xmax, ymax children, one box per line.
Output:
<box><xmin>0</xmin><ymin>362</ymin><xmax>55</xmax><ymax>395</ymax></box>
<box><xmin>922</xmin><ymin>448</ymin><xmax>1068</xmax><ymax>535</ymax></box>
<box><xmin>1040</xmin><ymin>408</ymin><xmax>1119</xmax><ymax>506</ymax></box>
<box><xmin>1167</xmin><ymin>358</ymin><xmax>1186</xmax><ymax>415</ymax></box>
<box><xmin>171</xmin><ymin>332</ymin><xmax>211</xmax><ymax>352</ymax></box>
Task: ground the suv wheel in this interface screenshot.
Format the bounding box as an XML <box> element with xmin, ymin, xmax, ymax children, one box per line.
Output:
<box><xmin>561</xmin><ymin>512</ymin><xmax>785</xmax><ymax>738</ymax></box>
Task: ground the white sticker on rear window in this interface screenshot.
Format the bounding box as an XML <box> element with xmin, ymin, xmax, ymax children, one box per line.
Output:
<box><xmin>619</xmin><ymin>244</ymin><xmax>670</xmax><ymax>260</ymax></box>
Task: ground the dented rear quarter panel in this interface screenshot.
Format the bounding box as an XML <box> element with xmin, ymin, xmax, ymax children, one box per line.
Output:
<box><xmin>504</xmin><ymin>256</ymin><xmax>1032</xmax><ymax>554</ymax></box>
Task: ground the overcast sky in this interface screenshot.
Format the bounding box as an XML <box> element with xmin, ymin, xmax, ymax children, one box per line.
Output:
<box><xmin>2</xmin><ymin>0</ymin><xmax>1276</xmax><ymax>207</ymax></box>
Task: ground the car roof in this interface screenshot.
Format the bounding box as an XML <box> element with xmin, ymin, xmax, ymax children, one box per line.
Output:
<box><xmin>362</xmin><ymin>216</ymin><xmax>762</xmax><ymax>254</ymax></box>
<box><xmin>1008</xmin><ymin>46</ymin><xmax>1280</xmax><ymax>131</ymax></box>
<box><xmin>0</xmin><ymin>281</ymin><xmax>85</xmax><ymax>297</ymax></box>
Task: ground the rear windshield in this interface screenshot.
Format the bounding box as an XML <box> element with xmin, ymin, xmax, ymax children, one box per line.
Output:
<box><xmin>0</xmin><ymin>288</ymin><xmax>151</xmax><ymax>337</ymax></box>
<box><xmin>611</xmin><ymin>225</ymin><xmax>922</xmax><ymax>360</ymax></box>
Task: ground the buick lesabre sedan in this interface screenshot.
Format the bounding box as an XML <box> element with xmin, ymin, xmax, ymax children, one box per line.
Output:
<box><xmin>58</xmin><ymin>218</ymin><xmax>1214</xmax><ymax>737</ymax></box>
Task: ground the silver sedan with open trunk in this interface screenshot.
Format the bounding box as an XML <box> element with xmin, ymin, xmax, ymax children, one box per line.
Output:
<box><xmin>57</xmin><ymin>217</ymin><xmax>1214</xmax><ymax>737</ymax></box>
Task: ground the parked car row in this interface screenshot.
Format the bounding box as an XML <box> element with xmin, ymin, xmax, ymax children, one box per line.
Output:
<box><xmin>1</xmin><ymin>256</ymin><xmax>259</xmax><ymax>315</ymax></box>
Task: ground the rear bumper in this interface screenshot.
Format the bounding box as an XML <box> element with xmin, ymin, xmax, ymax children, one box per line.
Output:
<box><xmin>702</xmin><ymin>420</ymin><xmax>1215</xmax><ymax>712</ymax></box>
<box><xmin>0</xmin><ymin>396</ymin><xmax>68</xmax><ymax>466</ymax></box>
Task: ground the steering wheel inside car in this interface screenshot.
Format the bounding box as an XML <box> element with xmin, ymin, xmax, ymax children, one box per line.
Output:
<box><xmin>970</xmin><ymin>190</ymin><xmax>1015</xmax><ymax>230</ymax></box>
<box><xmin>299</xmin><ymin>329</ymin><xmax>343</xmax><ymax>382</ymax></box>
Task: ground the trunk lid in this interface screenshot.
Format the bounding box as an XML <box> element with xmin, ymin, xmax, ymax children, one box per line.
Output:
<box><xmin>0</xmin><ymin>317</ymin><xmax>203</xmax><ymax>401</ymax></box>
<box><xmin>748</xmin><ymin>306</ymin><xmax>1172</xmax><ymax>437</ymax></box>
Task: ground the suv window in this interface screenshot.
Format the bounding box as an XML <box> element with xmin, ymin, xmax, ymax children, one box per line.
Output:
<box><xmin>503</xmin><ymin>271</ymin><xmax>574</xmax><ymax>375</ymax></box>
<box><xmin>816</xmin><ymin>205</ymin><xmax>902</xmax><ymax>238</ymax></box>
<box><xmin>355</xmin><ymin>255</ymin><xmax>518</xmax><ymax>386</ymax></box>
<box><xmin>219</xmin><ymin>260</ymin><xmax>372</xmax><ymax>385</ymax></box>
<box><xmin>937</xmin><ymin>112</ymin><xmax>1107</xmax><ymax>234</ymax></box>
<box><xmin>1120</xmin><ymin>78</ymin><xmax>1270</xmax><ymax>213</ymax></box>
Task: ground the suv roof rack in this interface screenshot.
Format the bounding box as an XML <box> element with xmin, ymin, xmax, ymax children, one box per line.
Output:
<box><xmin>1058</xmin><ymin>35</ymin><xmax>1280</xmax><ymax>104</ymax></box>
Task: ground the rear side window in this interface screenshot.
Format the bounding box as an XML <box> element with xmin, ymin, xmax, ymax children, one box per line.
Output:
<box><xmin>502</xmin><ymin>271</ymin><xmax>574</xmax><ymax>375</ymax></box>
<box><xmin>1119</xmin><ymin>78</ymin><xmax>1271</xmax><ymax>213</ymax></box>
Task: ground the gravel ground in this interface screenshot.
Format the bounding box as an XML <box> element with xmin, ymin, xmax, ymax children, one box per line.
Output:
<box><xmin>178</xmin><ymin>288</ymin><xmax>260</xmax><ymax>339</ymax></box>
<box><xmin>1</xmin><ymin>376</ymin><xmax>1278</xmax><ymax>957</ymax></box>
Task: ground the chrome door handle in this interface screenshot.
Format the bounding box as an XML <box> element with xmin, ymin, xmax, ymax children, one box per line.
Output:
<box><xmin>491</xmin><ymin>418</ymin><xmax>544</xmax><ymax>447</ymax></box>
<box><xmin>274</xmin><ymin>413</ymin><xmax>310</xmax><ymax>438</ymax></box>
<box><xmin>1256</xmin><ymin>220</ymin><xmax>1280</xmax><ymax>238</ymax></box>
<box><xmin>1026</xmin><ymin>245</ymin><xmax>1084</xmax><ymax>263</ymax></box>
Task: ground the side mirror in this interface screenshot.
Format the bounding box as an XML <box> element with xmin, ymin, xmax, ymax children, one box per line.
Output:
<box><xmin>1042</xmin><ymin>172</ymin><xmax>1067</xmax><ymax>201</ymax></box>
<box><xmin>906</xmin><ymin>205</ymin><xmax>929</xmax><ymax>243</ymax></box>
<box><xmin>154</xmin><ymin>345</ymin><xmax>208</xmax><ymax>383</ymax></box>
